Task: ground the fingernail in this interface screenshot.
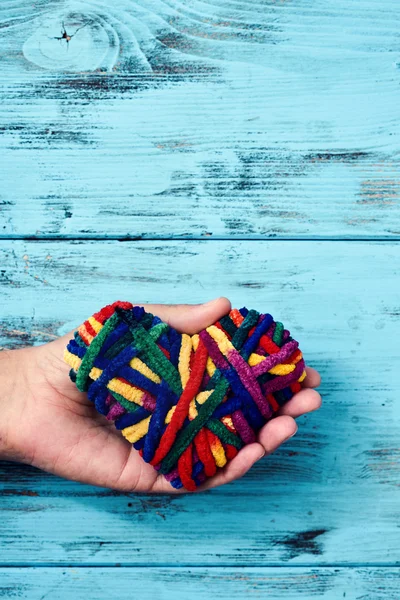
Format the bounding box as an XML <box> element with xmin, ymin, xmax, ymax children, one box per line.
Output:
<box><xmin>256</xmin><ymin>449</ymin><xmax>266</xmax><ymax>462</ymax></box>
<box><xmin>285</xmin><ymin>426</ymin><xmax>298</xmax><ymax>442</ymax></box>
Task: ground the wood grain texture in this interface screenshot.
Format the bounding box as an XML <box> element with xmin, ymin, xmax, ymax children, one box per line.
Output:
<box><xmin>1</xmin><ymin>567</ymin><xmax>400</xmax><ymax>599</ymax></box>
<box><xmin>0</xmin><ymin>240</ymin><xmax>399</xmax><ymax>566</ymax></box>
<box><xmin>1</xmin><ymin>0</ymin><xmax>400</xmax><ymax>239</ymax></box>
<box><xmin>1</xmin><ymin>0</ymin><xmax>400</xmax><ymax>595</ymax></box>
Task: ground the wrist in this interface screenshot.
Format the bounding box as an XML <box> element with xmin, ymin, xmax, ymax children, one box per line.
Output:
<box><xmin>0</xmin><ymin>348</ymin><xmax>31</xmax><ymax>461</ymax></box>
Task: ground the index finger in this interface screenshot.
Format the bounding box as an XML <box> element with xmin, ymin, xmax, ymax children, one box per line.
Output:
<box><xmin>302</xmin><ymin>366</ymin><xmax>321</xmax><ymax>388</ymax></box>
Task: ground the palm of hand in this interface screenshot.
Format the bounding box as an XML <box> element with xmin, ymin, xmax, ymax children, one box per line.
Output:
<box><xmin>9</xmin><ymin>299</ymin><xmax>321</xmax><ymax>493</ymax></box>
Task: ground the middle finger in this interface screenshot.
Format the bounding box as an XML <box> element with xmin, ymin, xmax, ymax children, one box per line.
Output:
<box><xmin>277</xmin><ymin>388</ymin><xmax>322</xmax><ymax>418</ymax></box>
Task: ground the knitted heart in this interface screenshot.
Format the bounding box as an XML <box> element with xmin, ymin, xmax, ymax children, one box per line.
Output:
<box><xmin>63</xmin><ymin>301</ymin><xmax>306</xmax><ymax>491</ymax></box>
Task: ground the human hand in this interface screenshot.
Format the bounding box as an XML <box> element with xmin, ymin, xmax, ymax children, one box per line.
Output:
<box><xmin>0</xmin><ymin>297</ymin><xmax>321</xmax><ymax>493</ymax></box>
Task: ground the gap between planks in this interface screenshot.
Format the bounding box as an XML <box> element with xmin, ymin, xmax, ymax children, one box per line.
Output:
<box><xmin>0</xmin><ymin>563</ymin><xmax>399</xmax><ymax>569</ymax></box>
<box><xmin>0</xmin><ymin>236</ymin><xmax>399</xmax><ymax>242</ymax></box>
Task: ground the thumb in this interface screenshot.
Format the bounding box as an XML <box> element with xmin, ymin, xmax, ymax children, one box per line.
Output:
<box><xmin>139</xmin><ymin>297</ymin><xmax>232</xmax><ymax>334</ymax></box>
<box><xmin>55</xmin><ymin>297</ymin><xmax>232</xmax><ymax>351</ymax></box>
<box><xmin>48</xmin><ymin>297</ymin><xmax>231</xmax><ymax>396</ymax></box>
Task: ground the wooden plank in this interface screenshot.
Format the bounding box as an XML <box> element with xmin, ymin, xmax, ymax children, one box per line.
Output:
<box><xmin>1</xmin><ymin>1</ymin><xmax>399</xmax><ymax>239</ymax></box>
<box><xmin>1</xmin><ymin>567</ymin><xmax>400</xmax><ymax>599</ymax></box>
<box><xmin>2</xmin><ymin>469</ymin><xmax>400</xmax><ymax>566</ymax></box>
<box><xmin>0</xmin><ymin>240</ymin><xmax>399</xmax><ymax>565</ymax></box>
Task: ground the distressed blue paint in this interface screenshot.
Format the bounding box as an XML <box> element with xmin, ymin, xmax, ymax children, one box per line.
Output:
<box><xmin>1</xmin><ymin>567</ymin><xmax>400</xmax><ymax>599</ymax></box>
<box><xmin>0</xmin><ymin>240</ymin><xmax>399</xmax><ymax>571</ymax></box>
<box><xmin>0</xmin><ymin>0</ymin><xmax>399</xmax><ymax>238</ymax></box>
<box><xmin>1</xmin><ymin>0</ymin><xmax>400</xmax><ymax>598</ymax></box>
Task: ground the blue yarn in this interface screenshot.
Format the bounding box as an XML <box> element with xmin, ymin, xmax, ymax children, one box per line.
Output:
<box><xmin>92</xmin><ymin>387</ymin><xmax>110</xmax><ymax>415</ymax></box>
<box><xmin>241</xmin><ymin>313</ymin><xmax>274</xmax><ymax>359</ymax></box>
<box><xmin>115</xmin><ymin>407</ymin><xmax>150</xmax><ymax>430</ymax></box>
<box><xmin>100</xmin><ymin>321</ymin><xmax>129</xmax><ymax>356</ymax></box>
<box><xmin>158</xmin><ymin>331</ymin><xmax>170</xmax><ymax>352</ymax></box>
<box><xmin>116</xmin><ymin>365</ymin><xmax>160</xmax><ymax>397</ymax></box>
<box><xmin>170</xmin><ymin>477</ymin><xmax>183</xmax><ymax>489</ymax></box>
<box><xmin>132</xmin><ymin>305</ymin><xmax>145</xmax><ymax>321</ymax></box>
<box><xmin>67</xmin><ymin>340</ymin><xmax>86</xmax><ymax>359</ymax></box>
<box><xmin>133</xmin><ymin>437</ymin><xmax>145</xmax><ymax>451</ymax></box>
<box><xmin>143</xmin><ymin>381</ymin><xmax>177</xmax><ymax>463</ymax></box>
<box><xmin>88</xmin><ymin>344</ymin><xmax>138</xmax><ymax>413</ymax></box>
<box><xmin>169</xmin><ymin>330</ymin><xmax>182</xmax><ymax>369</ymax></box>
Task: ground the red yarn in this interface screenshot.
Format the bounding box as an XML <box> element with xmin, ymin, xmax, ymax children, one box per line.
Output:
<box><xmin>150</xmin><ymin>338</ymin><xmax>209</xmax><ymax>467</ymax></box>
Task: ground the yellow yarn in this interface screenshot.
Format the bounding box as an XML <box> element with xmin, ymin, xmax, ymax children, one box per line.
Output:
<box><xmin>129</xmin><ymin>357</ymin><xmax>160</xmax><ymax>384</ymax></box>
<box><xmin>206</xmin><ymin>325</ymin><xmax>234</xmax><ymax>356</ymax></box>
<box><xmin>210</xmin><ymin>436</ymin><xmax>227</xmax><ymax>468</ymax></box>
<box><xmin>248</xmin><ymin>353</ymin><xmax>267</xmax><ymax>366</ymax></box>
<box><xmin>222</xmin><ymin>415</ymin><xmax>234</xmax><ymax>430</ymax></box>
<box><xmin>88</xmin><ymin>316</ymin><xmax>103</xmax><ymax>334</ymax></box>
<box><xmin>269</xmin><ymin>363</ymin><xmax>296</xmax><ymax>375</ymax></box>
<box><xmin>108</xmin><ymin>378</ymin><xmax>145</xmax><ymax>405</ymax></box>
<box><xmin>89</xmin><ymin>366</ymin><xmax>102</xmax><ymax>380</ymax></box>
<box><xmin>122</xmin><ymin>416</ymin><xmax>151</xmax><ymax>444</ymax></box>
<box><xmin>165</xmin><ymin>406</ymin><xmax>176</xmax><ymax>424</ymax></box>
<box><xmin>196</xmin><ymin>390</ymin><xmax>214</xmax><ymax>406</ymax></box>
<box><xmin>63</xmin><ymin>349</ymin><xmax>81</xmax><ymax>372</ymax></box>
<box><xmin>191</xmin><ymin>334</ymin><xmax>199</xmax><ymax>351</ymax></box>
<box><xmin>188</xmin><ymin>399</ymin><xmax>197</xmax><ymax>420</ymax></box>
<box><xmin>299</xmin><ymin>369</ymin><xmax>307</xmax><ymax>382</ymax></box>
<box><xmin>178</xmin><ymin>334</ymin><xmax>192</xmax><ymax>388</ymax></box>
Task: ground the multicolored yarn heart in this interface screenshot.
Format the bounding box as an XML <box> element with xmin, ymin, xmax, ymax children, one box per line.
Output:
<box><xmin>63</xmin><ymin>301</ymin><xmax>306</xmax><ymax>491</ymax></box>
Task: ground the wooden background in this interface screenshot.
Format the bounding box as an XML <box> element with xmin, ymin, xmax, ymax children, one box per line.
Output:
<box><xmin>1</xmin><ymin>0</ymin><xmax>400</xmax><ymax>597</ymax></box>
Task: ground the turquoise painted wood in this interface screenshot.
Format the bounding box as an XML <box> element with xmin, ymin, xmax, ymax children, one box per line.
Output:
<box><xmin>1</xmin><ymin>0</ymin><xmax>400</xmax><ymax>598</ymax></box>
<box><xmin>1</xmin><ymin>0</ymin><xmax>400</xmax><ymax>239</ymax></box>
<box><xmin>1</xmin><ymin>568</ymin><xmax>400</xmax><ymax>599</ymax></box>
<box><xmin>1</xmin><ymin>240</ymin><xmax>400</xmax><ymax>569</ymax></box>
